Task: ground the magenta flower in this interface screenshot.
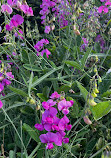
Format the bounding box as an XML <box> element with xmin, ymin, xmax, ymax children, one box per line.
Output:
<box><xmin>0</xmin><ymin>100</ymin><xmax>3</xmax><ymax>108</ymax></box>
<box><xmin>58</xmin><ymin>99</ymin><xmax>72</xmax><ymax>115</ymax></box>
<box><xmin>44</xmin><ymin>26</ymin><xmax>51</xmax><ymax>34</ymax></box>
<box><xmin>63</xmin><ymin>138</ymin><xmax>69</xmax><ymax>144</ymax></box>
<box><xmin>58</xmin><ymin>115</ymin><xmax>72</xmax><ymax>131</ymax></box>
<box><xmin>42</xmin><ymin>99</ymin><xmax>56</xmax><ymax>110</ymax></box>
<box><xmin>35</xmin><ymin>124</ymin><xmax>44</xmax><ymax>131</ymax></box>
<box><xmin>0</xmin><ymin>83</ymin><xmax>4</xmax><ymax>92</ymax></box>
<box><xmin>40</xmin><ymin>132</ymin><xmax>62</xmax><ymax>149</ymax></box>
<box><xmin>1</xmin><ymin>4</ymin><xmax>13</xmax><ymax>14</ymax></box>
<box><xmin>20</xmin><ymin>4</ymin><xmax>33</xmax><ymax>16</ymax></box>
<box><xmin>50</xmin><ymin>91</ymin><xmax>61</xmax><ymax>99</ymax></box>
<box><xmin>6</xmin><ymin>14</ymin><xmax>24</xmax><ymax>31</ymax></box>
<box><xmin>7</xmin><ymin>0</ymin><xmax>18</xmax><ymax>7</ymax></box>
<box><xmin>98</xmin><ymin>5</ymin><xmax>108</xmax><ymax>13</ymax></box>
<box><xmin>41</xmin><ymin>49</ymin><xmax>51</xmax><ymax>58</ymax></box>
<box><xmin>2</xmin><ymin>79</ymin><xmax>11</xmax><ymax>86</ymax></box>
<box><xmin>6</xmin><ymin>72</ymin><xmax>14</xmax><ymax>79</ymax></box>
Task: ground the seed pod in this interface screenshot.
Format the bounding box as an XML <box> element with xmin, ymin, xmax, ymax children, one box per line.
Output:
<box><xmin>94</xmin><ymin>88</ymin><xmax>99</xmax><ymax>94</ymax></box>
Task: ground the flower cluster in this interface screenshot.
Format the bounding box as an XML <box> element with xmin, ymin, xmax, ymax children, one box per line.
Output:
<box><xmin>40</xmin><ymin>0</ymin><xmax>72</xmax><ymax>33</ymax></box>
<box><xmin>34</xmin><ymin>39</ymin><xmax>51</xmax><ymax>58</ymax></box>
<box><xmin>35</xmin><ymin>91</ymin><xmax>74</xmax><ymax>149</ymax></box>
<box><xmin>1</xmin><ymin>0</ymin><xmax>33</xmax><ymax>16</ymax></box>
<box><xmin>98</xmin><ymin>0</ymin><xmax>111</xmax><ymax>13</ymax></box>
<box><xmin>0</xmin><ymin>61</ymin><xmax>14</xmax><ymax>108</ymax></box>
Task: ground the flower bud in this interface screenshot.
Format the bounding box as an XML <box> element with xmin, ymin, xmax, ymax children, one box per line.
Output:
<box><xmin>94</xmin><ymin>88</ymin><xmax>99</xmax><ymax>94</ymax></box>
<box><xmin>98</xmin><ymin>76</ymin><xmax>102</xmax><ymax>83</ymax></box>
<box><xmin>91</xmin><ymin>92</ymin><xmax>97</xmax><ymax>98</ymax></box>
<box><xmin>87</xmin><ymin>99</ymin><xmax>97</xmax><ymax>106</ymax></box>
<box><xmin>83</xmin><ymin>116</ymin><xmax>92</xmax><ymax>125</ymax></box>
<box><xmin>74</xmin><ymin>30</ymin><xmax>80</xmax><ymax>35</ymax></box>
<box><xmin>26</xmin><ymin>97</ymin><xmax>30</xmax><ymax>102</ymax></box>
<box><xmin>29</xmin><ymin>98</ymin><xmax>36</xmax><ymax>105</ymax></box>
<box><xmin>36</xmin><ymin>105</ymin><xmax>40</xmax><ymax>110</ymax></box>
<box><xmin>94</xmin><ymin>67</ymin><xmax>97</xmax><ymax>73</ymax></box>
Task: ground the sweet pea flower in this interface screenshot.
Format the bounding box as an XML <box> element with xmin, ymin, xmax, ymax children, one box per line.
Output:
<box><xmin>42</xmin><ymin>99</ymin><xmax>56</xmax><ymax>110</ymax></box>
<box><xmin>50</xmin><ymin>91</ymin><xmax>61</xmax><ymax>99</ymax></box>
<box><xmin>35</xmin><ymin>123</ymin><xmax>44</xmax><ymax>131</ymax></box>
<box><xmin>2</xmin><ymin>79</ymin><xmax>11</xmax><ymax>86</ymax></box>
<box><xmin>7</xmin><ymin>0</ymin><xmax>18</xmax><ymax>7</ymax></box>
<box><xmin>39</xmin><ymin>132</ymin><xmax>62</xmax><ymax>149</ymax></box>
<box><xmin>0</xmin><ymin>100</ymin><xmax>3</xmax><ymax>108</ymax></box>
<box><xmin>20</xmin><ymin>4</ymin><xmax>33</xmax><ymax>16</ymax></box>
<box><xmin>6</xmin><ymin>14</ymin><xmax>24</xmax><ymax>31</ymax></box>
<box><xmin>44</xmin><ymin>26</ymin><xmax>51</xmax><ymax>34</ymax></box>
<box><xmin>41</xmin><ymin>49</ymin><xmax>51</xmax><ymax>58</ymax></box>
<box><xmin>58</xmin><ymin>99</ymin><xmax>73</xmax><ymax>115</ymax></box>
<box><xmin>1</xmin><ymin>4</ymin><xmax>13</xmax><ymax>14</ymax></box>
<box><xmin>58</xmin><ymin>115</ymin><xmax>72</xmax><ymax>131</ymax></box>
<box><xmin>98</xmin><ymin>5</ymin><xmax>108</xmax><ymax>13</ymax></box>
<box><xmin>6</xmin><ymin>72</ymin><xmax>14</xmax><ymax>79</ymax></box>
<box><xmin>0</xmin><ymin>83</ymin><xmax>4</xmax><ymax>92</ymax></box>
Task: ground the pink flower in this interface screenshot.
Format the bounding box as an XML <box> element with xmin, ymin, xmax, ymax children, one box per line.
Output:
<box><xmin>41</xmin><ymin>49</ymin><xmax>51</xmax><ymax>58</ymax></box>
<box><xmin>98</xmin><ymin>5</ymin><xmax>108</xmax><ymax>13</ymax></box>
<box><xmin>34</xmin><ymin>124</ymin><xmax>44</xmax><ymax>131</ymax></box>
<box><xmin>7</xmin><ymin>0</ymin><xmax>18</xmax><ymax>7</ymax></box>
<box><xmin>50</xmin><ymin>91</ymin><xmax>61</xmax><ymax>99</ymax></box>
<box><xmin>44</xmin><ymin>26</ymin><xmax>51</xmax><ymax>34</ymax></box>
<box><xmin>0</xmin><ymin>100</ymin><xmax>3</xmax><ymax>108</ymax></box>
<box><xmin>6</xmin><ymin>14</ymin><xmax>24</xmax><ymax>31</ymax></box>
<box><xmin>20</xmin><ymin>4</ymin><xmax>33</xmax><ymax>16</ymax></box>
<box><xmin>6</xmin><ymin>72</ymin><xmax>14</xmax><ymax>79</ymax></box>
<box><xmin>58</xmin><ymin>99</ymin><xmax>72</xmax><ymax>115</ymax></box>
<box><xmin>0</xmin><ymin>83</ymin><xmax>4</xmax><ymax>92</ymax></box>
<box><xmin>40</xmin><ymin>132</ymin><xmax>62</xmax><ymax>149</ymax></box>
<box><xmin>63</xmin><ymin>138</ymin><xmax>69</xmax><ymax>144</ymax></box>
<box><xmin>58</xmin><ymin>115</ymin><xmax>72</xmax><ymax>131</ymax></box>
<box><xmin>1</xmin><ymin>4</ymin><xmax>13</xmax><ymax>14</ymax></box>
<box><xmin>42</xmin><ymin>99</ymin><xmax>56</xmax><ymax>110</ymax></box>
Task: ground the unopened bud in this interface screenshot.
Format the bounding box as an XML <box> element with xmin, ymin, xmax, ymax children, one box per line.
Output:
<box><xmin>74</xmin><ymin>30</ymin><xmax>80</xmax><ymax>35</ymax></box>
<box><xmin>83</xmin><ymin>116</ymin><xmax>92</xmax><ymax>125</ymax></box>
<box><xmin>36</xmin><ymin>105</ymin><xmax>40</xmax><ymax>110</ymax></box>
<box><xmin>94</xmin><ymin>88</ymin><xmax>99</xmax><ymax>94</ymax></box>
<box><xmin>98</xmin><ymin>76</ymin><xmax>102</xmax><ymax>83</ymax></box>
<box><xmin>91</xmin><ymin>92</ymin><xmax>97</xmax><ymax>98</ymax></box>
<box><xmin>94</xmin><ymin>67</ymin><xmax>97</xmax><ymax>73</ymax></box>
<box><xmin>26</xmin><ymin>97</ymin><xmax>30</xmax><ymax>102</ymax></box>
<box><xmin>87</xmin><ymin>99</ymin><xmax>97</xmax><ymax>106</ymax></box>
<box><xmin>29</xmin><ymin>99</ymin><xmax>36</xmax><ymax>105</ymax></box>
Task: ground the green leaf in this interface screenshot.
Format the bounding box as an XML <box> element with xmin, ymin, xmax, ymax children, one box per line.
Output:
<box><xmin>64</xmin><ymin>60</ymin><xmax>83</xmax><ymax>71</ymax></box>
<box><xmin>101</xmin><ymin>90</ymin><xmax>111</xmax><ymax>98</ymax></box>
<box><xmin>76</xmin><ymin>81</ymin><xmax>88</xmax><ymax>101</ymax></box>
<box><xmin>90</xmin><ymin>101</ymin><xmax>111</xmax><ymax>120</ymax></box>
<box><xmin>58</xmin><ymin>84</ymin><xmax>71</xmax><ymax>93</ymax></box>
<box><xmin>21</xmin><ymin>49</ymin><xmax>29</xmax><ymax>63</ymax></box>
<box><xmin>31</xmin><ymin>66</ymin><xmax>62</xmax><ymax>88</ymax></box>
<box><xmin>8</xmin><ymin>86</ymin><xmax>28</xmax><ymax>97</ymax></box>
<box><xmin>23</xmin><ymin>64</ymin><xmax>42</xmax><ymax>72</ymax></box>
<box><xmin>81</xmin><ymin>48</ymin><xmax>91</xmax><ymax>69</ymax></box>
<box><xmin>37</xmin><ymin>93</ymin><xmax>47</xmax><ymax>101</ymax></box>
<box><xmin>28</xmin><ymin>72</ymin><xmax>33</xmax><ymax>97</ymax></box>
<box><xmin>23</xmin><ymin>123</ymin><xmax>40</xmax><ymax>142</ymax></box>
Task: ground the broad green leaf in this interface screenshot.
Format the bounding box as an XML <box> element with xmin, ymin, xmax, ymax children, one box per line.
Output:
<box><xmin>90</xmin><ymin>101</ymin><xmax>111</xmax><ymax>120</ymax></box>
<box><xmin>101</xmin><ymin>90</ymin><xmax>111</xmax><ymax>98</ymax></box>
<box><xmin>23</xmin><ymin>64</ymin><xmax>42</xmax><ymax>71</ymax></box>
<box><xmin>58</xmin><ymin>84</ymin><xmax>71</xmax><ymax>93</ymax></box>
<box><xmin>23</xmin><ymin>123</ymin><xmax>40</xmax><ymax>142</ymax></box>
<box><xmin>31</xmin><ymin>66</ymin><xmax>62</xmax><ymax>88</ymax></box>
<box><xmin>9</xmin><ymin>150</ymin><xmax>14</xmax><ymax>158</ymax></box>
<box><xmin>107</xmin><ymin>19</ymin><xmax>111</xmax><ymax>27</ymax></box>
<box><xmin>76</xmin><ymin>81</ymin><xmax>88</xmax><ymax>101</ymax></box>
<box><xmin>21</xmin><ymin>49</ymin><xmax>29</xmax><ymax>63</ymax></box>
<box><xmin>64</xmin><ymin>61</ymin><xmax>83</xmax><ymax>71</ymax></box>
<box><xmin>37</xmin><ymin>93</ymin><xmax>47</xmax><ymax>101</ymax></box>
<box><xmin>8</xmin><ymin>86</ymin><xmax>28</xmax><ymax>97</ymax></box>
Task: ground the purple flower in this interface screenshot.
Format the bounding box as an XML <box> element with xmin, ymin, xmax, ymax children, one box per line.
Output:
<box><xmin>6</xmin><ymin>14</ymin><xmax>24</xmax><ymax>31</ymax></box>
<box><xmin>0</xmin><ymin>83</ymin><xmax>4</xmax><ymax>92</ymax></box>
<box><xmin>0</xmin><ymin>100</ymin><xmax>3</xmax><ymax>108</ymax></box>
<box><xmin>44</xmin><ymin>26</ymin><xmax>51</xmax><ymax>34</ymax></box>
<box><xmin>58</xmin><ymin>99</ymin><xmax>72</xmax><ymax>115</ymax></box>
<box><xmin>42</xmin><ymin>99</ymin><xmax>56</xmax><ymax>110</ymax></box>
<box><xmin>58</xmin><ymin>115</ymin><xmax>72</xmax><ymax>131</ymax></box>
<box><xmin>2</xmin><ymin>79</ymin><xmax>11</xmax><ymax>86</ymax></box>
<box><xmin>35</xmin><ymin>124</ymin><xmax>44</xmax><ymax>131</ymax></box>
<box><xmin>98</xmin><ymin>6</ymin><xmax>108</xmax><ymax>13</ymax></box>
<box><xmin>50</xmin><ymin>91</ymin><xmax>61</xmax><ymax>99</ymax></box>
<box><xmin>39</xmin><ymin>132</ymin><xmax>62</xmax><ymax>149</ymax></box>
<box><xmin>7</xmin><ymin>0</ymin><xmax>18</xmax><ymax>7</ymax></box>
<box><xmin>63</xmin><ymin>138</ymin><xmax>69</xmax><ymax>143</ymax></box>
<box><xmin>1</xmin><ymin>4</ymin><xmax>13</xmax><ymax>14</ymax></box>
<box><xmin>6</xmin><ymin>72</ymin><xmax>14</xmax><ymax>79</ymax></box>
<box><xmin>20</xmin><ymin>4</ymin><xmax>33</xmax><ymax>16</ymax></box>
<box><xmin>41</xmin><ymin>49</ymin><xmax>51</xmax><ymax>58</ymax></box>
